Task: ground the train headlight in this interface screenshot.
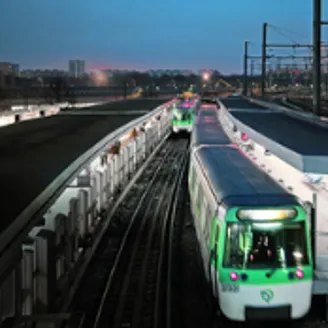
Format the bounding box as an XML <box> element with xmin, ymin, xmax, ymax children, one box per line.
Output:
<box><xmin>230</xmin><ymin>272</ymin><xmax>239</xmax><ymax>281</ymax></box>
<box><xmin>237</xmin><ymin>209</ymin><xmax>297</xmax><ymax>221</ymax></box>
<box><xmin>295</xmin><ymin>269</ymin><xmax>304</xmax><ymax>279</ymax></box>
<box><xmin>288</xmin><ymin>269</ymin><xmax>304</xmax><ymax>280</ymax></box>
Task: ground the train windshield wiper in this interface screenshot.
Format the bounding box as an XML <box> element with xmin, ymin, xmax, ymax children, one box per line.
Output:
<box><xmin>265</xmin><ymin>266</ymin><xmax>279</xmax><ymax>279</ymax></box>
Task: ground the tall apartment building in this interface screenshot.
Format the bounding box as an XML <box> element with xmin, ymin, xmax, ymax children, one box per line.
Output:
<box><xmin>68</xmin><ymin>59</ymin><xmax>85</xmax><ymax>78</ymax></box>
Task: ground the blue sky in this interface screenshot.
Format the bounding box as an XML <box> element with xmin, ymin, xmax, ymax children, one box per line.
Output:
<box><xmin>0</xmin><ymin>0</ymin><xmax>323</xmax><ymax>73</ymax></box>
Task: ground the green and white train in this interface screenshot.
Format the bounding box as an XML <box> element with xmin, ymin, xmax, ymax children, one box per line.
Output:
<box><xmin>171</xmin><ymin>97</ymin><xmax>199</xmax><ymax>134</ymax></box>
<box><xmin>188</xmin><ymin>105</ymin><xmax>313</xmax><ymax>321</ymax></box>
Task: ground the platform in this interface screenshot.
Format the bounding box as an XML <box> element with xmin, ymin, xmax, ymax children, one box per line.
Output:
<box><xmin>0</xmin><ymin>99</ymin><xmax>168</xmax><ymax>239</ymax></box>
<box><xmin>68</xmin><ymin>97</ymin><xmax>172</xmax><ymax>113</ymax></box>
<box><xmin>219</xmin><ymin>97</ymin><xmax>328</xmax><ymax>174</ymax></box>
<box><xmin>218</xmin><ymin>96</ymin><xmax>269</xmax><ymax>111</ymax></box>
<box><xmin>243</xmin><ymin>141</ymin><xmax>328</xmax><ymax>282</ymax></box>
<box><xmin>219</xmin><ymin>108</ymin><xmax>328</xmax><ymax>290</ymax></box>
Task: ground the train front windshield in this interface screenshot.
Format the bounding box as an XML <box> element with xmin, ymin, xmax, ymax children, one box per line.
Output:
<box><xmin>173</xmin><ymin>108</ymin><xmax>193</xmax><ymax>121</ymax></box>
<box><xmin>223</xmin><ymin>222</ymin><xmax>310</xmax><ymax>269</ymax></box>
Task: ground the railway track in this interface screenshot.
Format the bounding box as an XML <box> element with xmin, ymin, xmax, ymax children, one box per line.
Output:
<box><xmin>64</xmin><ymin>136</ymin><xmax>188</xmax><ymax>328</ymax></box>
<box><xmin>57</xmin><ymin>133</ymin><xmax>328</xmax><ymax>328</ymax></box>
<box><xmin>169</xmin><ymin>160</ymin><xmax>215</xmax><ymax>328</ymax></box>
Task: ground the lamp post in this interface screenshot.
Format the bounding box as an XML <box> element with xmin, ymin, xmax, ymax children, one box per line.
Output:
<box><xmin>202</xmin><ymin>72</ymin><xmax>210</xmax><ymax>82</ymax></box>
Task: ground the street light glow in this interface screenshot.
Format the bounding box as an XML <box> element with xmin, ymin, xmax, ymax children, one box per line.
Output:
<box><xmin>202</xmin><ymin>72</ymin><xmax>210</xmax><ymax>81</ymax></box>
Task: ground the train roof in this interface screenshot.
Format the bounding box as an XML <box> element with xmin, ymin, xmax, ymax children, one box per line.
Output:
<box><xmin>191</xmin><ymin>109</ymin><xmax>231</xmax><ymax>146</ymax></box>
<box><xmin>197</xmin><ymin>106</ymin><xmax>218</xmax><ymax>118</ymax></box>
<box><xmin>176</xmin><ymin>104</ymin><xmax>194</xmax><ymax>110</ymax></box>
<box><xmin>194</xmin><ymin>146</ymin><xmax>300</xmax><ymax>208</ymax></box>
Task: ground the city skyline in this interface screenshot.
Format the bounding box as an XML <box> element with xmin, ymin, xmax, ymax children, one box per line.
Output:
<box><xmin>1</xmin><ymin>59</ymin><xmax>227</xmax><ymax>76</ymax></box>
<box><xmin>0</xmin><ymin>0</ymin><xmax>325</xmax><ymax>73</ymax></box>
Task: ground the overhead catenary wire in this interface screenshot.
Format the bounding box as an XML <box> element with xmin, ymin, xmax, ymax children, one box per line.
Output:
<box><xmin>268</xmin><ymin>23</ymin><xmax>309</xmax><ymax>45</ymax></box>
<box><xmin>267</xmin><ymin>24</ymin><xmax>311</xmax><ymax>58</ymax></box>
<box><xmin>268</xmin><ymin>24</ymin><xmax>303</xmax><ymax>45</ymax></box>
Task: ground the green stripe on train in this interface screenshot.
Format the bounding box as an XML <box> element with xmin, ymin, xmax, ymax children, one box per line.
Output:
<box><xmin>172</xmin><ymin>120</ymin><xmax>193</xmax><ymax>125</ymax></box>
<box><xmin>218</xmin><ymin>266</ymin><xmax>312</xmax><ymax>285</ymax></box>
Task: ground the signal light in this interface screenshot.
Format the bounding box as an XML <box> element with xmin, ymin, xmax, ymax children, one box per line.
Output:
<box><xmin>241</xmin><ymin>133</ymin><xmax>249</xmax><ymax>141</ymax></box>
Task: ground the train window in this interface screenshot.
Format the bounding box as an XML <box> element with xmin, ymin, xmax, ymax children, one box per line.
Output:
<box><xmin>214</xmin><ymin>225</ymin><xmax>220</xmax><ymax>253</ymax></box>
<box><xmin>223</xmin><ymin>222</ymin><xmax>310</xmax><ymax>269</ymax></box>
<box><xmin>196</xmin><ymin>185</ymin><xmax>202</xmax><ymax>209</ymax></box>
<box><xmin>197</xmin><ymin>190</ymin><xmax>204</xmax><ymax>211</ymax></box>
<box><xmin>193</xmin><ymin>179</ymin><xmax>199</xmax><ymax>203</ymax></box>
<box><xmin>190</xmin><ymin>166</ymin><xmax>196</xmax><ymax>192</ymax></box>
<box><xmin>193</xmin><ymin>168</ymin><xmax>197</xmax><ymax>191</ymax></box>
<box><xmin>193</xmin><ymin>168</ymin><xmax>198</xmax><ymax>192</ymax></box>
<box><xmin>189</xmin><ymin>165</ymin><xmax>193</xmax><ymax>183</ymax></box>
<box><xmin>200</xmin><ymin>200</ymin><xmax>207</xmax><ymax>233</ymax></box>
<box><xmin>204</xmin><ymin>205</ymin><xmax>212</xmax><ymax>243</ymax></box>
<box><xmin>211</xmin><ymin>224</ymin><xmax>220</xmax><ymax>266</ymax></box>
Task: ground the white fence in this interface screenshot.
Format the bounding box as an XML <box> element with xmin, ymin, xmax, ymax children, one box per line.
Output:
<box><xmin>0</xmin><ymin>98</ymin><xmax>177</xmax><ymax>323</ymax></box>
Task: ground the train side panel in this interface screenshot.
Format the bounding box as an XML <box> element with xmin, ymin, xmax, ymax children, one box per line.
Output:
<box><xmin>189</xmin><ymin>146</ymin><xmax>313</xmax><ymax>322</ymax></box>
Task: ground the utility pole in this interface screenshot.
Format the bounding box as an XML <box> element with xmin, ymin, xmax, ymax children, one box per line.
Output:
<box><xmin>261</xmin><ymin>23</ymin><xmax>268</xmax><ymax>98</ymax></box>
<box><xmin>250</xmin><ymin>60</ymin><xmax>254</xmax><ymax>76</ymax></box>
<box><xmin>123</xmin><ymin>80</ymin><xmax>127</xmax><ymax>99</ymax></box>
<box><xmin>258</xmin><ymin>18</ymin><xmax>328</xmax><ymax>110</ymax></box>
<box><xmin>313</xmin><ymin>0</ymin><xmax>321</xmax><ymax>115</ymax></box>
<box><xmin>246</xmin><ymin>17</ymin><xmax>328</xmax><ymax>101</ymax></box>
<box><xmin>312</xmin><ymin>0</ymin><xmax>328</xmax><ymax>113</ymax></box>
<box><xmin>325</xmin><ymin>45</ymin><xmax>328</xmax><ymax>99</ymax></box>
<box><xmin>243</xmin><ymin>41</ymin><xmax>249</xmax><ymax>96</ymax></box>
<box><xmin>319</xmin><ymin>1</ymin><xmax>328</xmax><ymax>101</ymax></box>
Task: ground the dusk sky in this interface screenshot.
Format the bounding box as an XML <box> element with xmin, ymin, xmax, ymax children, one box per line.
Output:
<box><xmin>0</xmin><ymin>0</ymin><xmax>324</xmax><ymax>73</ymax></box>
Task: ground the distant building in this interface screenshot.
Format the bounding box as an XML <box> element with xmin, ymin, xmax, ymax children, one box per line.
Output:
<box><xmin>68</xmin><ymin>60</ymin><xmax>85</xmax><ymax>77</ymax></box>
<box><xmin>20</xmin><ymin>69</ymin><xmax>67</xmax><ymax>79</ymax></box>
<box><xmin>0</xmin><ymin>62</ymin><xmax>20</xmax><ymax>87</ymax></box>
<box><xmin>147</xmin><ymin>69</ymin><xmax>194</xmax><ymax>77</ymax></box>
<box><xmin>0</xmin><ymin>62</ymin><xmax>20</xmax><ymax>76</ymax></box>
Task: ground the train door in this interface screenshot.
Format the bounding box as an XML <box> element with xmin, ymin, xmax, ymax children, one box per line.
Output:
<box><xmin>188</xmin><ymin>163</ymin><xmax>196</xmax><ymax>197</ymax></box>
<box><xmin>304</xmin><ymin>200</ymin><xmax>315</xmax><ymax>269</ymax></box>
<box><xmin>199</xmin><ymin>195</ymin><xmax>208</xmax><ymax>262</ymax></box>
<box><xmin>194</xmin><ymin>183</ymin><xmax>204</xmax><ymax>245</ymax></box>
<box><xmin>209</xmin><ymin>221</ymin><xmax>220</xmax><ymax>298</ymax></box>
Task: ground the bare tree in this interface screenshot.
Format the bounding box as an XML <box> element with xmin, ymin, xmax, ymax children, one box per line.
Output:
<box><xmin>0</xmin><ymin>75</ymin><xmax>14</xmax><ymax>112</ymax></box>
<box><xmin>50</xmin><ymin>77</ymin><xmax>64</xmax><ymax>102</ymax></box>
<box><xmin>48</xmin><ymin>77</ymin><xmax>75</xmax><ymax>104</ymax></box>
<box><xmin>0</xmin><ymin>84</ymin><xmax>9</xmax><ymax>112</ymax></box>
<box><xmin>19</xmin><ymin>78</ymin><xmax>32</xmax><ymax>110</ymax></box>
